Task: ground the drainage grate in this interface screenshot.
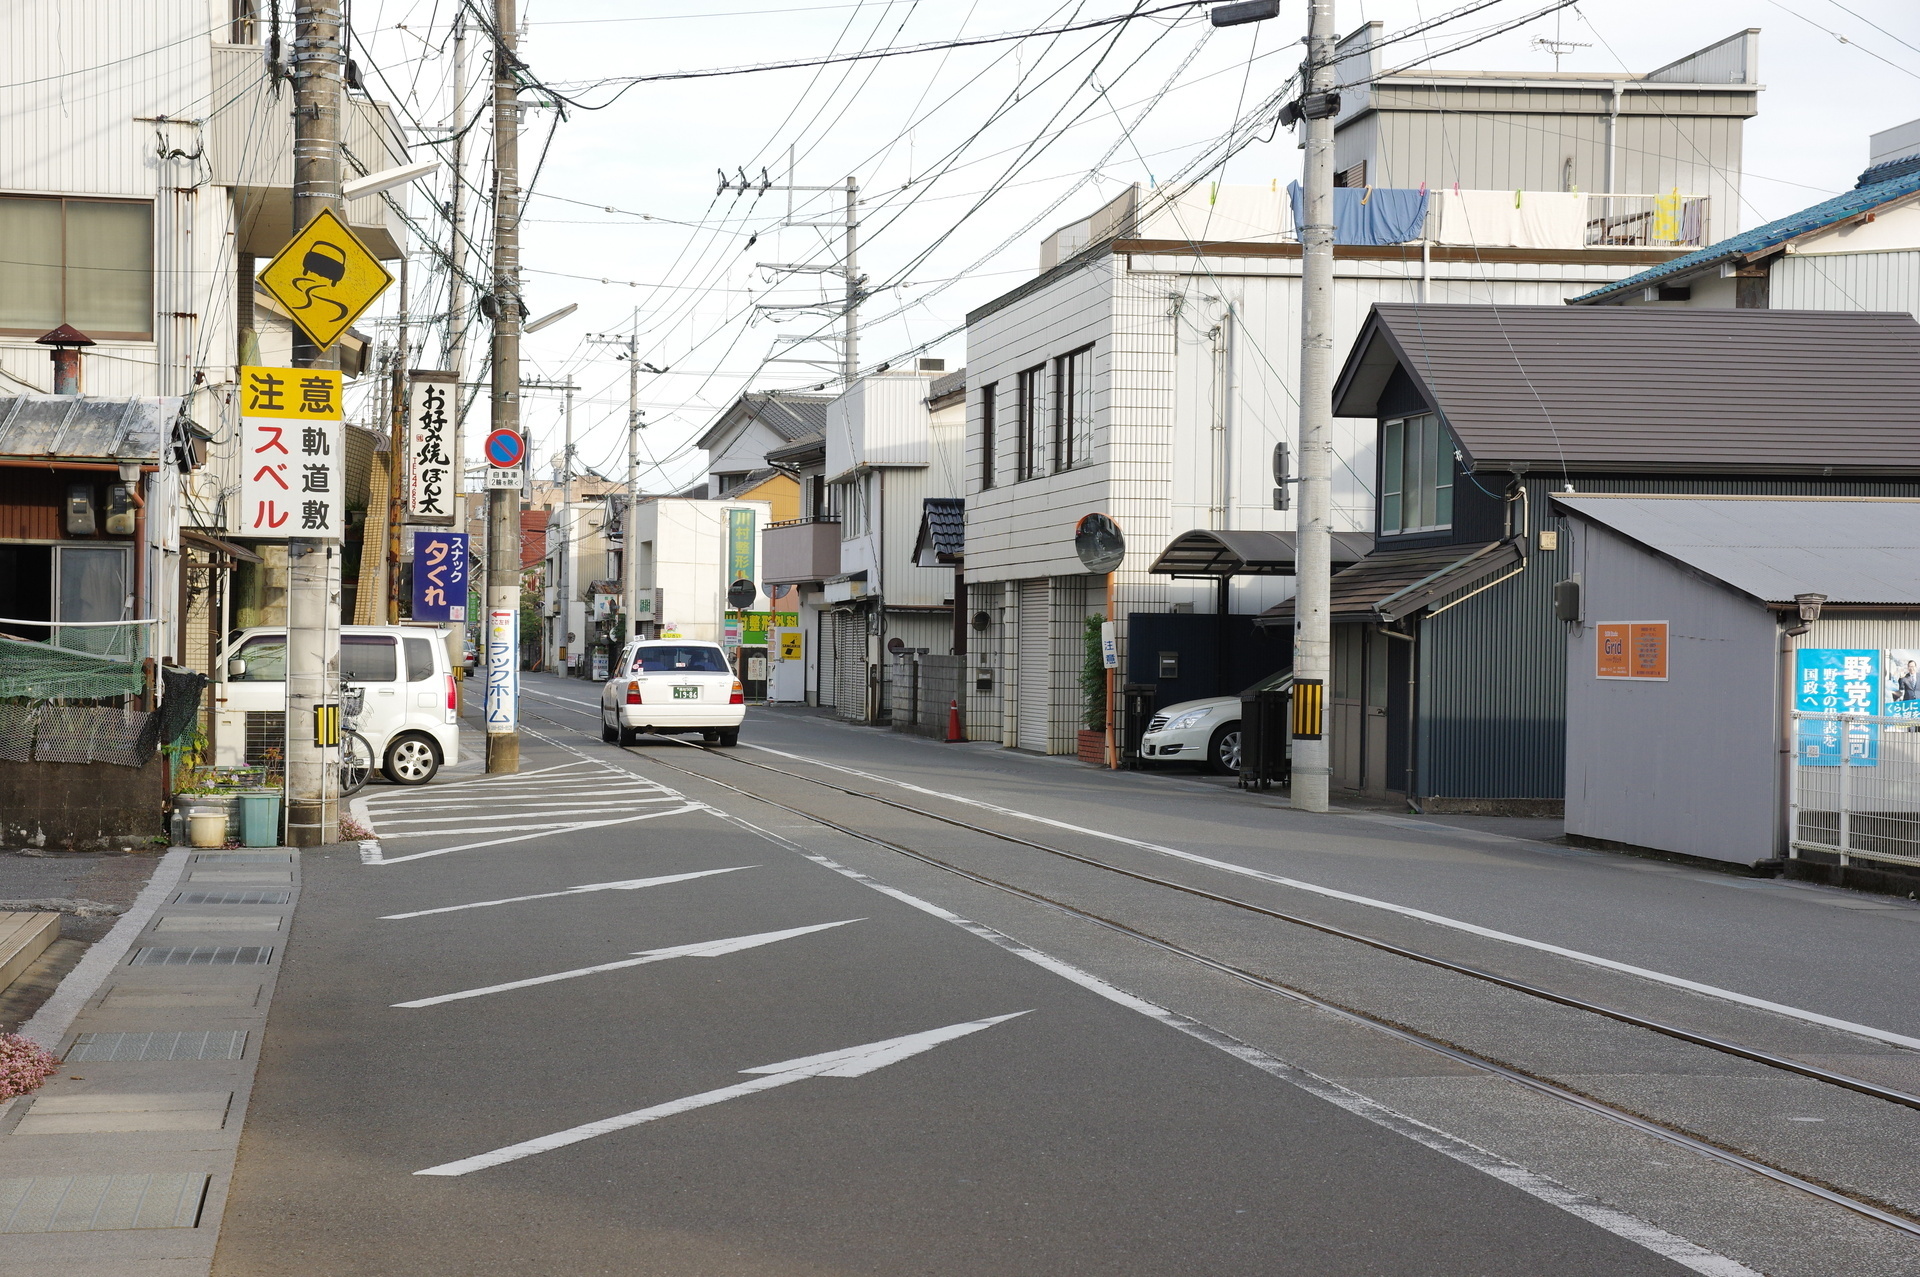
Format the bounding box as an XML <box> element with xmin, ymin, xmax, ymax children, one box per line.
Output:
<box><xmin>128</xmin><ymin>946</ymin><xmax>272</xmax><ymax>967</ymax></box>
<box><xmin>0</xmin><ymin>1173</ymin><xmax>209</xmax><ymax>1233</ymax></box>
<box><xmin>65</xmin><ymin>1031</ymin><xmax>247</xmax><ymax>1063</ymax></box>
<box><xmin>173</xmin><ymin>890</ymin><xmax>290</xmax><ymax>905</ymax></box>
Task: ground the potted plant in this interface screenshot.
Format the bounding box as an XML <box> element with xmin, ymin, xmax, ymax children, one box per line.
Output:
<box><xmin>1078</xmin><ymin>614</ymin><xmax>1107</xmax><ymax>765</ymax></box>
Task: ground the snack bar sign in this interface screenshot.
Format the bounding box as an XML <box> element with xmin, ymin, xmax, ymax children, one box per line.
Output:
<box><xmin>239</xmin><ymin>365</ymin><xmax>344</xmax><ymax>539</ymax></box>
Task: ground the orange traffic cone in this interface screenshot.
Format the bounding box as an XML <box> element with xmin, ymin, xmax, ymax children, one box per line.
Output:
<box><xmin>946</xmin><ymin>699</ymin><xmax>963</xmax><ymax>742</ymax></box>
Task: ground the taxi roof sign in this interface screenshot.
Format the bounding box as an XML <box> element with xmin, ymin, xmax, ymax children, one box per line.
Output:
<box><xmin>257</xmin><ymin>207</ymin><xmax>394</xmax><ymax>350</ymax></box>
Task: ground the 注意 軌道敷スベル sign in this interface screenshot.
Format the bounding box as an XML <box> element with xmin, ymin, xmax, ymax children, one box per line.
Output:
<box><xmin>238</xmin><ymin>365</ymin><xmax>343</xmax><ymax>539</ymax></box>
<box><xmin>257</xmin><ymin>208</ymin><xmax>394</xmax><ymax>350</ymax></box>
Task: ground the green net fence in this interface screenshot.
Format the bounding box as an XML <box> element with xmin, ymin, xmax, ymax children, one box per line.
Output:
<box><xmin>0</xmin><ymin>632</ymin><xmax>146</xmax><ymax>700</ymax></box>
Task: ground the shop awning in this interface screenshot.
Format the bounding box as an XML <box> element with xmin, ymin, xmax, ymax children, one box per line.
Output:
<box><xmin>182</xmin><ymin>530</ymin><xmax>263</xmax><ymax>563</ymax></box>
<box><xmin>1256</xmin><ymin>540</ymin><xmax>1523</xmax><ymax>626</ymax></box>
<box><xmin>1148</xmin><ymin>528</ymin><xmax>1374</xmax><ymax>577</ymax></box>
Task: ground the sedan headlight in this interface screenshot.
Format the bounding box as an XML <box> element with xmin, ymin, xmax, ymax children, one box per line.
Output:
<box><xmin>1164</xmin><ymin>708</ymin><xmax>1213</xmax><ymax>732</ymax></box>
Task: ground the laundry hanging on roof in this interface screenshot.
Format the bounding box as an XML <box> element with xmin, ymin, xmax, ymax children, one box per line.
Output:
<box><xmin>1285</xmin><ymin>182</ymin><xmax>1429</xmax><ymax>245</ymax></box>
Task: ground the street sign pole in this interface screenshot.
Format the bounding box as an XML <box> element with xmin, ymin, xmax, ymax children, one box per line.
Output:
<box><xmin>485</xmin><ymin>0</ymin><xmax>523</xmax><ymax>773</ymax></box>
<box><xmin>284</xmin><ymin>0</ymin><xmax>345</xmax><ymax>847</ymax></box>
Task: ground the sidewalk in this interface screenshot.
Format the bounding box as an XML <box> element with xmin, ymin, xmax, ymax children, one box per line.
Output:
<box><xmin>0</xmin><ymin>846</ymin><xmax>298</xmax><ymax>1275</ymax></box>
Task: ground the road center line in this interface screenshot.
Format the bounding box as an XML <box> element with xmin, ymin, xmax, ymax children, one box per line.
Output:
<box><xmin>740</xmin><ymin>743</ymin><xmax>1920</xmax><ymax>1051</ymax></box>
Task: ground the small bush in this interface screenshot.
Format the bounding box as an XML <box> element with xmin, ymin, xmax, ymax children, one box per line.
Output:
<box><xmin>340</xmin><ymin>817</ymin><xmax>374</xmax><ymax>841</ymax></box>
<box><xmin>0</xmin><ymin>1033</ymin><xmax>57</xmax><ymax>1100</ymax></box>
<box><xmin>1081</xmin><ymin>614</ymin><xmax>1107</xmax><ymax>732</ymax></box>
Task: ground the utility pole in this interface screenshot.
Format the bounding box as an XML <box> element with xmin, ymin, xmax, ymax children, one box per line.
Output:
<box><xmin>385</xmin><ymin>254</ymin><xmax>409</xmax><ymax>623</ymax></box>
<box><xmin>1291</xmin><ymin>0</ymin><xmax>1338</xmax><ymax>813</ymax></box>
<box><xmin>724</xmin><ymin>170</ymin><xmax>865</xmax><ymax>384</ymax></box>
<box><xmin>484</xmin><ymin>0</ymin><xmax>522</xmax><ymax>773</ymax></box>
<box><xmin>520</xmin><ymin>378</ymin><xmax>579</xmax><ymax>673</ymax></box>
<box><xmin>285</xmin><ymin>0</ymin><xmax>343</xmax><ymax>847</ymax></box>
<box><xmin>587</xmin><ymin>326</ymin><xmax>644</xmax><ymax>645</ymax></box>
<box><xmin>445</xmin><ymin>8</ymin><xmax>471</xmax><ymax>540</ymax></box>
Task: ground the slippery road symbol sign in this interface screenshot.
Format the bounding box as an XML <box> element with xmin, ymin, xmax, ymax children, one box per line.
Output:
<box><xmin>258</xmin><ymin>208</ymin><xmax>394</xmax><ymax>350</ymax></box>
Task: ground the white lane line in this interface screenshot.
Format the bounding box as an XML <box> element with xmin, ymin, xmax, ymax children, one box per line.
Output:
<box><xmin>392</xmin><ymin>918</ymin><xmax>862</xmax><ymax>1008</ymax></box>
<box><xmin>366</xmin><ymin>760</ymin><xmax>591</xmax><ymax>797</ymax></box>
<box><xmin>695</xmin><ymin>806</ymin><xmax>1759</xmax><ymax>1277</ymax></box>
<box><xmin>364</xmin><ymin>804</ymin><xmax>704</xmax><ymax>864</ymax></box>
<box><xmin>368</xmin><ymin>788</ymin><xmax>671</xmax><ymax>810</ymax></box>
<box><xmin>744</xmin><ymin>743</ymin><xmax>1920</xmax><ymax>1053</ymax></box>
<box><xmin>380</xmin><ymin>867</ymin><xmax>755</xmax><ymax>919</ymax></box>
<box><xmin>16</xmin><ymin>849</ymin><xmax>191</xmax><ymax>1050</ymax></box>
<box><xmin>415</xmin><ymin>1011</ymin><xmax>1028</xmax><ymax>1176</ymax></box>
<box><xmin>371</xmin><ymin>800</ymin><xmax>685</xmax><ymax>827</ymax></box>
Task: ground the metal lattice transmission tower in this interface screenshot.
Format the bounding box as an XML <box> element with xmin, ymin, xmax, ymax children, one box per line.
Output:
<box><xmin>721</xmin><ymin>168</ymin><xmax>865</xmax><ymax>386</ymax></box>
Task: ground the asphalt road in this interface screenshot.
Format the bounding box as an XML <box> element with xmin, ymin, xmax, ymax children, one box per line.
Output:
<box><xmin>208</xmin><ymin>686</ymin><xmax>1743</xmax><ymax>1276</ymax></box>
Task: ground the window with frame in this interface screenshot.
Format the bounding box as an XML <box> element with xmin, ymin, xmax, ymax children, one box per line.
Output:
<box><xmin>978</xmin><ymin>382</ymin><xmax>997</xmax><ymax>490</ymax></box>
<box><xmin>0</xmin><ymin>196</ymin><xmax>154</xmax><ymax>340</ymax></box>
<box><xmin>836</xmin><ymin>476</ymin><xmax>869</xmax><ymax>539</ymax></box>
<box><xmin>1016</xmin><ymin>366</ymin><xmax>1046</xmax><ymax>480</ymax></box>
<box><xmin>1379</xmin><ymin>413</ymin><xmax>1454</xmax><ymax>535</ymax></box>
<box><xmin>1053</xmin><ymin>345</ymin><xmax>1093</xmax><ymax>471</ymax></box>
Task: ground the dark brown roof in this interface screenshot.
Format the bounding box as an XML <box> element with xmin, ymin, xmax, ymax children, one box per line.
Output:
<box><xmin>1256</xmin><ymin>541</ymin><xmax>1520</xmax><ymax>625</ymax></box>
<box><xmin>1331</xmin><ymin>305</ymin><xmax>1920</xmax><ymax>476</ymax></box>
<box><xmin>1148</xmin><ymin>528</ymin><xmax>1374</xmax><ymax>577</ymax></box>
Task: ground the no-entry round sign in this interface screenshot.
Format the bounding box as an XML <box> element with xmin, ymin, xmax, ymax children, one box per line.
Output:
<box><xmin>484</xmin><ymin>429</ymin><xmax>525</xmax><ymax>468</ymax></box>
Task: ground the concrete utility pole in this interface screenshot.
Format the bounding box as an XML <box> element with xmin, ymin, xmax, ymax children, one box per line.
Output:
<box><xmin>484</xmin><ymin>0</ymin><xmax>522</xmax><ymax>773</ymax></box>
<box><xmin>587</xmin><ymin>327</ymin><xmax>643</xmax><ymax>644</ymax></box>
<box><xmin>842</xmin><ymin>175</ymin><xmax>859</xmax><ymax>384</ymax></box>
<box><xmin>285</xmin><ymin>0</ymin><xmax>344</xmax><ymax>846</ymax></box>
<box><xmin>561</xmin><ymin>381</ymin><xmax>573</xmax><ymax>673</ymax></box>
<box><xmin>1291</xmin><ymin>0</ymin><xmax>1338</xmax><ymax>814</ymax></box>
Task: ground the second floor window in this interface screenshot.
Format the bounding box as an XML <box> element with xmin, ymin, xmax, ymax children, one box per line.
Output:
<box><xmin>837</xmin><ymin>476</ymin><xmax>870</xmax><ymax>539</ymax></box>
<box><xmin>1017</xmin><ymin>366</ymin><xmax>1046</xmax><ymax>480</ymax></box>
<box><xmin>1380</xmin><ymin>413</ymin><xmax>1454</xmax><ymax>535</ymax></box>
<box><xmin>979</xmin><ymin>382</ymin><xmax>997</xmax><ymax>490</ymax></box>
<box><xmin>1054</xmin><ymin>345</ymin><xmax>1093</xmax><ymax>471</ymax></box>
<box><xmin>0</xmin><ymin>196</ymin><xmax>154</xmax><ymax>340</ymax></box>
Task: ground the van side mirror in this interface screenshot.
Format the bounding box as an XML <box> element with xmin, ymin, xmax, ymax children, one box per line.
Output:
<box><xmin>226</xmin><ymin>658</ymin><xmax>247</xmax><ymax>679</ymax></box>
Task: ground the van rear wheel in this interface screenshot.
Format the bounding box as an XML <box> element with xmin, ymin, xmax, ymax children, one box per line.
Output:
<box><xmin>383</xmin><ymin>734</ymin><xmax>440</xmax><ymax>785</ymax></box>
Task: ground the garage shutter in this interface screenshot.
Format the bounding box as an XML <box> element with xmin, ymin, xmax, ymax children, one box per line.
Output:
<box><xmin>833</xmin><ymin>612</ymin><xmax>868</xmax><ymax>720</ymax></box>
<box><xmin>1015</xmin><ymin>580</ymin><xmax>1049</xmax><ymax>752</ymax></box>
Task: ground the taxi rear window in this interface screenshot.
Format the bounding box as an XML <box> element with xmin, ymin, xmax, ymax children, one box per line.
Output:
<box><xmin>633</xmin><ymin>646</ymin><xmax>729</xmax><ymax>673</ymax></box>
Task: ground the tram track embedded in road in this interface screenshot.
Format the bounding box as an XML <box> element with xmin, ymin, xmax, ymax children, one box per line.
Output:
<box><xmin>511</xmin><ymin>697</ymin><xmax>1920</xmax><ymax>1237</ymax></box>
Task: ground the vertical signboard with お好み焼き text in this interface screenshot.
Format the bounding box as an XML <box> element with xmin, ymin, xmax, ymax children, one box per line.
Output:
<box><xmin>407</xmin><ymin>371</ymin><xmax>459</xmax><ymax>524</ymax></box>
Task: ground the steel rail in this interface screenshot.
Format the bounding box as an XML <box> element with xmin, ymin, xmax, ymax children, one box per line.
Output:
<box><xmin>585</xmin><ymin>729</ymin><xmax>1920</xmax><ymax>1241</ymax></box>
<box><xmin>613</xmin><ymin>731</ymin><xmax>1920</xmax><ymax>1113</ymax></box>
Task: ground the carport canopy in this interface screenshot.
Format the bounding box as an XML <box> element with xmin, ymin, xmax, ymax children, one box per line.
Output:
<box><xmin>1148</xmin><ymin>528</ymin><xmax>1374</xmax><ymax>577</ymax></box>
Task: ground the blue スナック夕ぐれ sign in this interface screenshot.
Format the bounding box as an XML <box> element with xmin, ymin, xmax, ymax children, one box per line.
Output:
<box><xmin>1796</xmin><ymin>647</ymin><xmax>1878</xmax><ymax>767</ymax></box>
<box><xmin>412</xmin><ymin>531</ymin><xmax>468</xmax><ymax>623</ymax></box>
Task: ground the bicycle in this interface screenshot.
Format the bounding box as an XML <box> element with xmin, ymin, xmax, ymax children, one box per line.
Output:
<box><xmin>339</xmin><ymin>686</ymin><xmax>376</xmax><ymax>796</ymax></box>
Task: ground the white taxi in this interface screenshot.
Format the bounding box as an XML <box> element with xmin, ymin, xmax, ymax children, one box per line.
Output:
<box><xmin>600</xmin><ymin>639</ymin><xmax>745</xmax><ymax>747</ymax></box>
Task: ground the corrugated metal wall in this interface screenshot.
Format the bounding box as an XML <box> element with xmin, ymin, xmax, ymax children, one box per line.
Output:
<box><xmin>1775</xmin><ymin>252</ymin><xmax>1920</xmax><ymax>318</ymax></box>
<box><xmin>1419</xmin><ymin>475</ymin><xmax>1920</xmax><ymax>800</ymax></box>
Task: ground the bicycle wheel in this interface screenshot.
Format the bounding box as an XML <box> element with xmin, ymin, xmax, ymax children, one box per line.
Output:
<box><xmin>340</xmin><ymin>730</ymin><xmax>376</xmax><ymax>796</ymax></box>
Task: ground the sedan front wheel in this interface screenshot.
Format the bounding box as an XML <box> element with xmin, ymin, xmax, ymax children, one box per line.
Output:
<box><xmin>1208</xmin><ymin>722</ymin><xmax>1242</xmax><ymax>775</ymax></box>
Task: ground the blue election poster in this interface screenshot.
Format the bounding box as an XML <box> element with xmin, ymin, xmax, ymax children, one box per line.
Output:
<box><xmin>1795</xmin><ymin>648</ymin><xmax>1878</xmax><ymax>766</ymax></box>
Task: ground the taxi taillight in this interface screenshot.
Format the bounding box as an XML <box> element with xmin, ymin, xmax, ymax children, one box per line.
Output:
<box><xmin>626</xmin><ymin>680</ymin><xmax>643</xmax><ymax>705</ymax></box>
<box><xmin>729</xmin><ymin>679</ymin><xmax>744</xmax><ymax>706</ymax></box>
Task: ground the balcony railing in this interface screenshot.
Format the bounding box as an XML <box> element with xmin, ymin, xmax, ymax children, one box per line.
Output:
<box><xmin>764</xmin><ymin>517</ymin><xmax>843</xmax><ymax>585</ymax></box>
<box><xmin>1586</xmin><ymin>194</ymin><xmax>1709</xmax><ymax>248</ymax></box>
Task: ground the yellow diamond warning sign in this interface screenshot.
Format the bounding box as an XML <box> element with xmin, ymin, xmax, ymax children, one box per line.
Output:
<box><xmin>257</xmin><ymin>207</ymin><xmax>394</xmax><ymax>350</ymax></box>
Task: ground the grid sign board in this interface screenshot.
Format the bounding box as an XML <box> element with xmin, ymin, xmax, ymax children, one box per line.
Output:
<box><xmin>238</xmin><ymin>366</ymin><xmax>344</xmax><ymax>539</ymax></box>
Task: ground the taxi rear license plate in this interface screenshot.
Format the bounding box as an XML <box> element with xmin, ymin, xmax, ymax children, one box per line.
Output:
<box><xmin>673</xmin><ymin>686</ymin><xmax>699</xmax><ymax>700</ymax></box>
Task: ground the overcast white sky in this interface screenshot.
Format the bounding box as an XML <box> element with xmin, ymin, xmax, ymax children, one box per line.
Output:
<box><xmin>356</xmin><ymin>0</ymin><xmax>1920</xmax><ymax>490</ymax></box>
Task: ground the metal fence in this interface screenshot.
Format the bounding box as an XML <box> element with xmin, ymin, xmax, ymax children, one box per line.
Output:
<box><xmin>1789</xmin><ymin>711</ymin><xmax>1920</xmax><ymax>867</ymax></box>
<box><xmin>889</xmin><ymin>653</ymin><xmax>965</xmax><ymax>740</ymax></box>
<box><xmin>1585</xmin><ymin>194</ymin><xmax>1709</xmax><ymax>248</ymax></box>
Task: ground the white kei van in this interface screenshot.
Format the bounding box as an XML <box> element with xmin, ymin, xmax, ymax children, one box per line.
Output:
<box><xmin>212</xmin><ymin>625</ymin><xmax>460</xmax><ymax>785</ymax></box>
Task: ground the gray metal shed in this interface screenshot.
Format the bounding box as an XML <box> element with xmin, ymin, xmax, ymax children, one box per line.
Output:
<box><xmin>1558</xmin><ymin>494</ymin><xmax>1920</xmax><ymax>867</ymax></box>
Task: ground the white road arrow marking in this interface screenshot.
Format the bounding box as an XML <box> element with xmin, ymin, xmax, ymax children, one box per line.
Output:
<box><xmin>390</xmin><ymin>919</ymin><xmax>862</xmax><ymax>1008</ymax></box>
<box><xmin>379</xmin><ymin>867</ymin><xmax>757</xmax><ymax>920</ymax></box>
<box><xmin>415</xmin><ymin>1010</ymin><xmax>1030</xmax><ymax>1176</ymax></box>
